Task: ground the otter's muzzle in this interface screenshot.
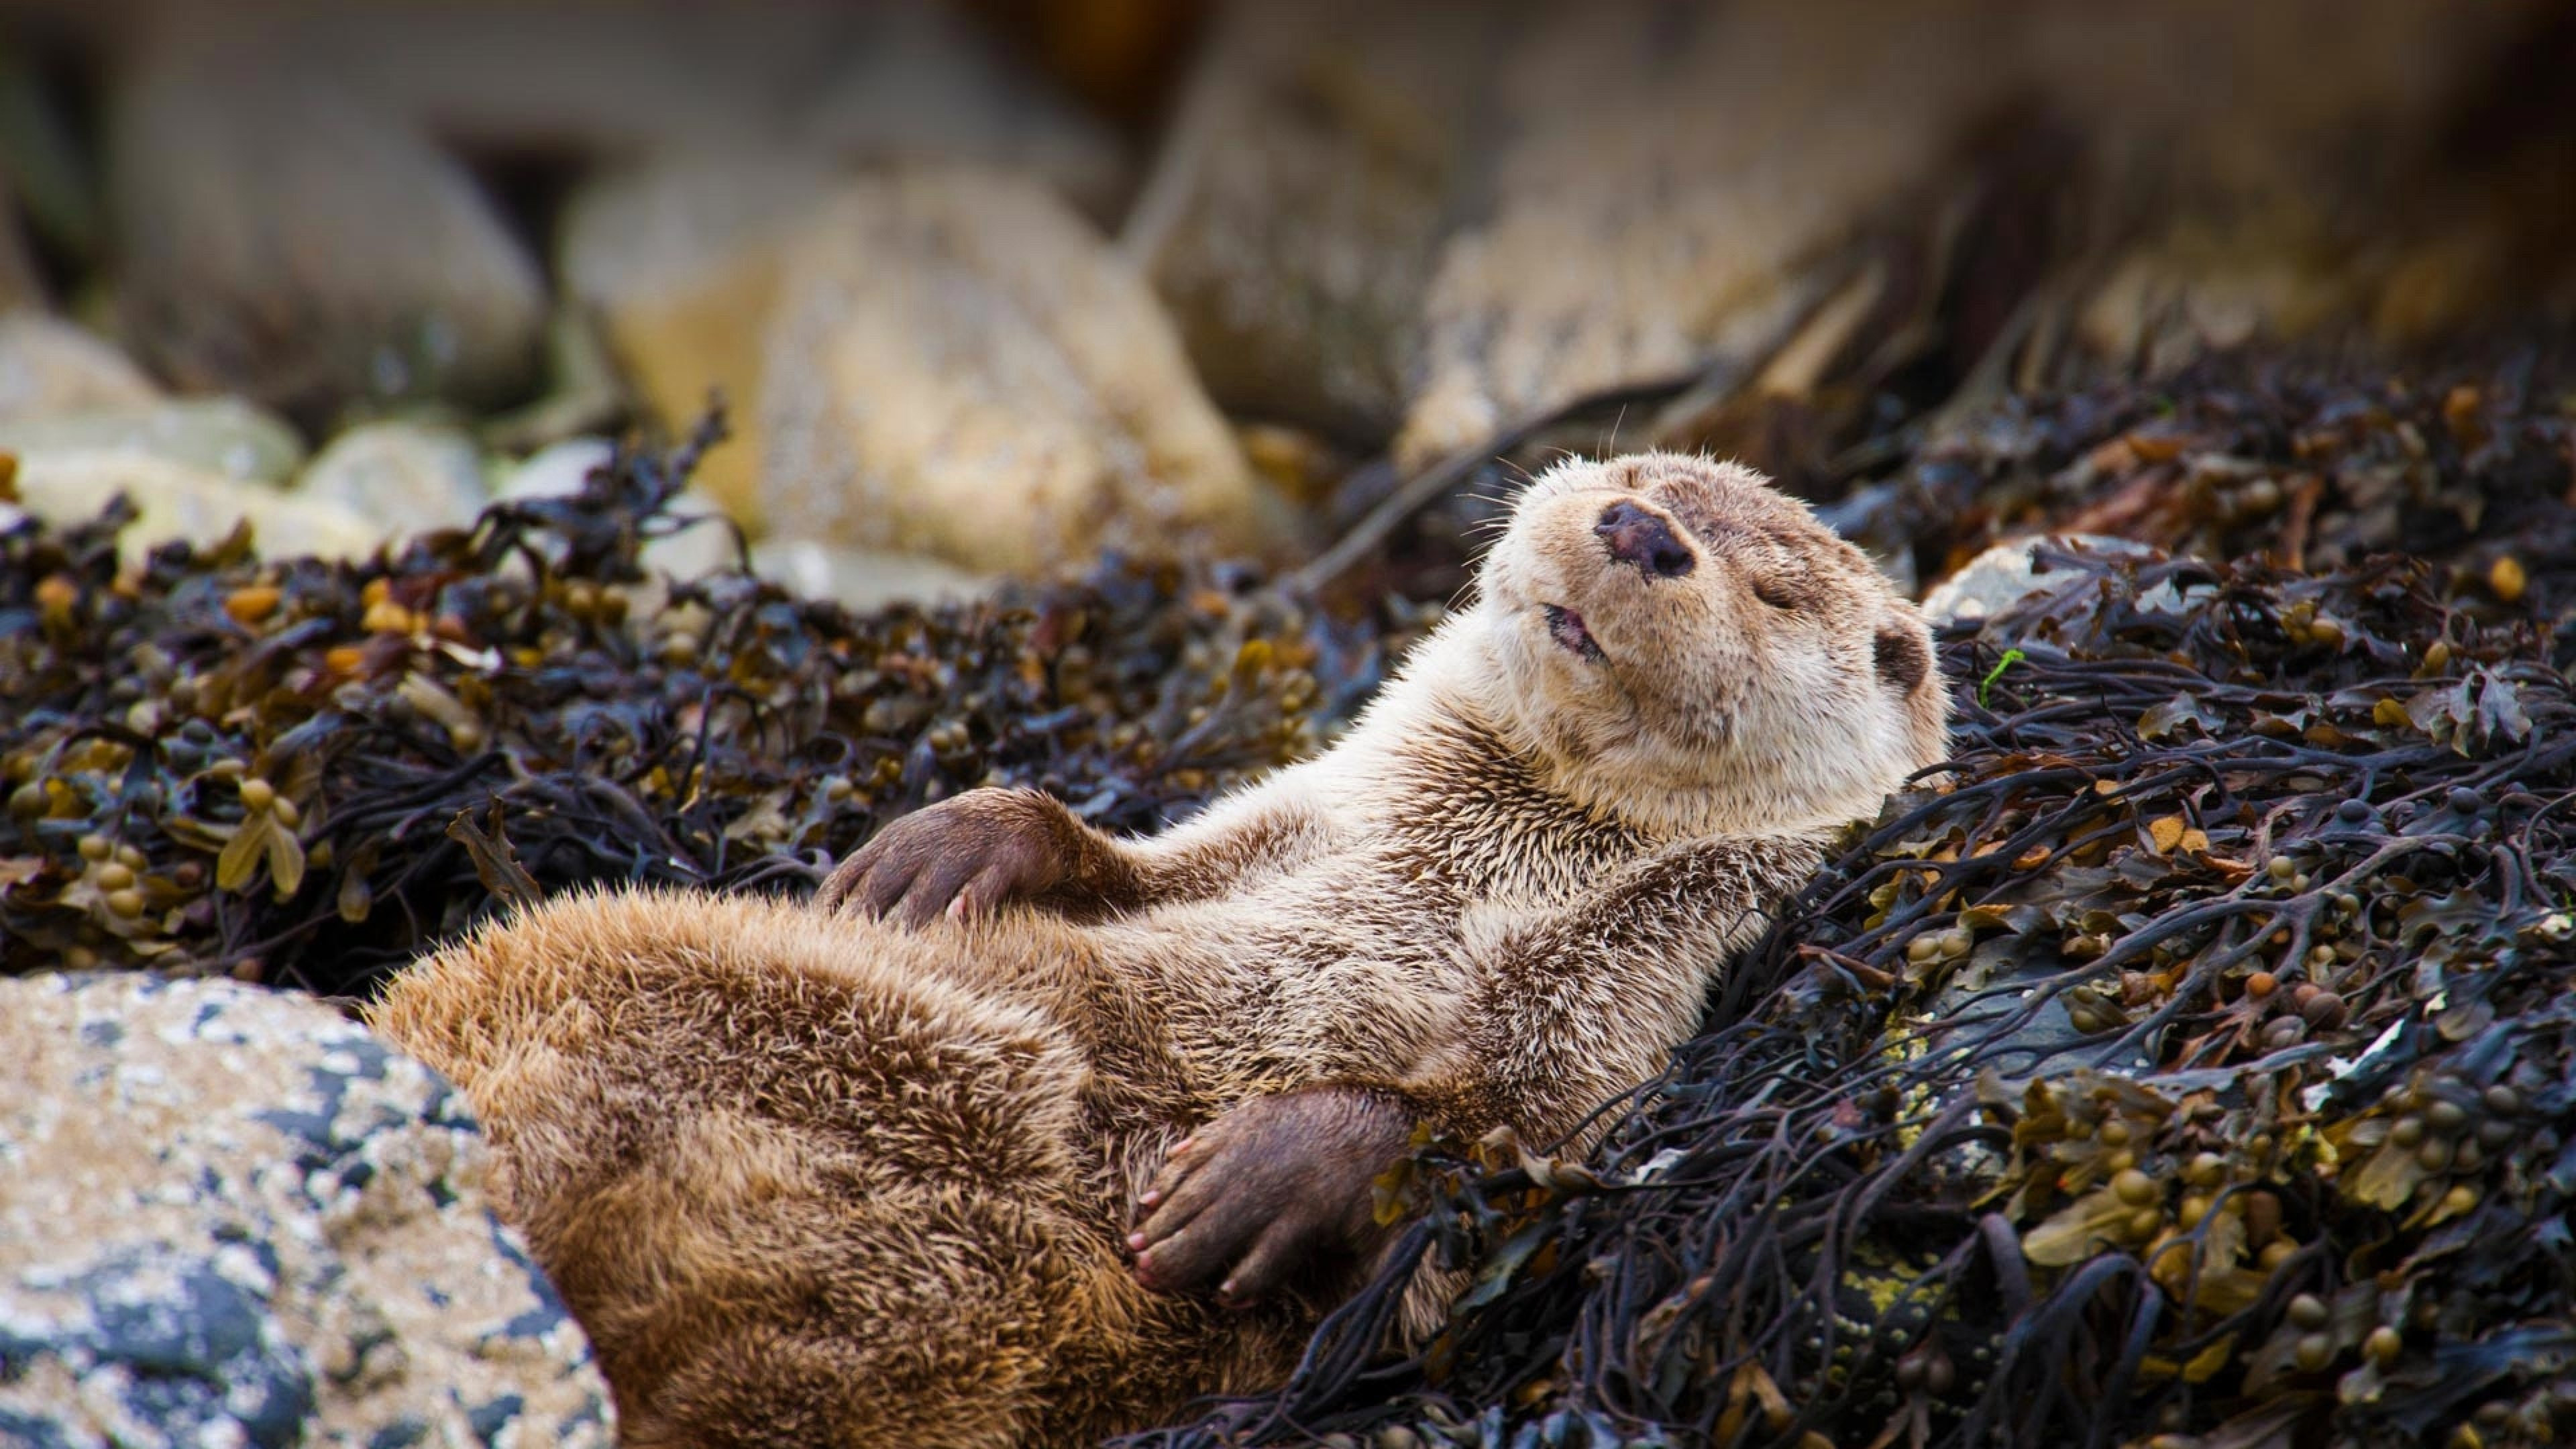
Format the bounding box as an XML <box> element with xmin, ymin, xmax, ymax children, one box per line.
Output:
<box><xmin>1596</xmin><ymin>500</ymin><xmax>1695</xmax><ymax>579</ymax></box>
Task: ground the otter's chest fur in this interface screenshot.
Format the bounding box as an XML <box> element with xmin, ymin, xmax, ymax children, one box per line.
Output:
<box><xmin>1044</xmin><ymin>749</ymin><xmax>1666</xmax><ymax>1112</ymax></box>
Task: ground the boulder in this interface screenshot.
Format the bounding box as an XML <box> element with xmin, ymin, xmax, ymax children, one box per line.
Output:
<box><xmin>294</xmin><ymin>421</ymin><xmax>492</xmax><ymax>541</ymax></box>
<box><xmin>11</xmin><ymin>452</ymin><xmax>376</xmax><ymax>564</ymax></box>
<box><xmin>0</xmin><ymin>186</ymin><xmax>41</xmax><ymax>315</ymax></box>
<box><xmin>107</xmin><ymin>30</ymin><xmax>546</xmax><ymax>416</ymax></box>
<box><xmin>1123</xmin><ymin>0</ymin><xmax>1494</xmax><ymax>442</ymax></box>
<box><xmin>556</xmin><ymin>153</ymin><xmax>845</xmax><ymax>534</ymax></box>
<box><xmin>0</xmin><ymin>313</ymin><xmax>162</xmax><ymax>423</ymax></box>
<box><xmin>759</xmin><ymin>168</ymin><xmax>1293</xmax><ymax>576</ymax></box>
<box><xmin>495</xmin><ymin>436</ymin><xmax>740</xmax><ymax>582</ymax></box>
<box><xmin>0</xmin><ymin>398</ymin><xmax>304</xmax><ymax>484</ymax></box>
<box><xmin>2041</xmin><ymin>1</ymin><xmax>2538</xmax><ymax>366</ymax></box>
<box><xmin>750</xmin><ymin>537</ymin><xmax>991</xmax><ymax>614</ymax></box>
<box><xmin>794</xmin><ymin>3</ymin><xmax>1128</xmax><ymax>217</ymax></box>
<box><xmin>1395</xmin><ymin>1</ymin><xmax>2005</xmax><ymax>468</ymax></box>
<box><xmin>0</xmin><ymin>973</ymin><xmax>612</xmax><ymax>1447</ymax></box>
<box><xmin>1920</xmin><ymin>535</ymin><xmax>2164</xmax><ymax>625</ymax></box>
<box><xmin>279</xmin><ymin>4</ymin><xmax>1121</xmax><ymax>209</ymax></box>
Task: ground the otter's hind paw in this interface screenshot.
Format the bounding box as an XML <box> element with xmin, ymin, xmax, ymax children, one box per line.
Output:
<box><xmin>1129</xmin><ymin>1087</ymin><xmax>1413</xmax><ymax>1309</ymax></box>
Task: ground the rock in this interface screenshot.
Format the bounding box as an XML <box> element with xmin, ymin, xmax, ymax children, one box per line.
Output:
<box><xmin>751</xmin><ymin>537</ymin><xmax>991</xmax><ymax>613</ymax></box>
<box><xmin>2036</xmin><ymin>1</ymin><xmax>2536</xmax><ymax>367</ymax></box>
<box><xmin>1123</xmin><ymin>0</ymin><xmax>1494</xmax><ymax>441</ymax></box>
<box><xmin>0</xmin><ymin>313</ymin><xmax>162</xmax><ymax>423</ymax></box>
<box><xmin>1921</xmin><ymin>535</ymin><xmax>2164</xmax><ymax>625</ymax></box>
<box><xmin>294</xmin><ymin>421</ymin><xmax>491</xmax><ymax>541</ymax></box>
<box><xmin>556</xmin><ymin>153</ymin><xmax>844</xmax><ymax>535</ymax></box>
<box><xmin>492</xmin><ymin>436</ymin><xmax>617</xmax><ymax>506</ymax></box>
<box><xmin>0</xmin><ymin>196</ymin><xmax>40</xmax><ymax>317</ymax></box>
<box><xmin>0</xmin><ymin>973</ymin><xmax>613</xmax><ymax>1448</ymax></box>
<box><xmin>0</xmin><ymin>398</ymin><xmax>305</xmax><ymax>484</ymax></box>
<box><xmin>794</xmin><ymin>4</ymin><xmax>1128</xmax><ymax>217</ymax></box>
<box><xmin>759</xmin><ymin>168</ymin><xmax>1294</xmax><ymax>576</ymax></box>
<box><xmin>1395</xmin><ymin>1</ymin><xmax>2006</xmax><ymax>469</ymax></box>
<box><xmin>495</xmin><ymin>437</ymin><xmax>739</xmax><ymax>582</ymax></box>
<box><xmin>107</xmin><ymin>30</ymin><xmax>546</xmax><ymax>415</ymax></box>
<box><xmin>279</xmin><ymin>3</ymin><xmax>1120</xmax><ymax>208</ymax></box>
<box><xmin>10</xmin><ymin>452</ymin><xmax>378</xmax><ymax>564</ymax></box>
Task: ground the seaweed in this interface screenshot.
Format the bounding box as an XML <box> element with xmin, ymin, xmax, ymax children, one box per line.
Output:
<box><xmin>1127</xmin><ymin>545</ymin><xmax>2576</xmax><ymax>1448</ymax></box>
<box><xmin>0</xmin><ymin>415</ymin><xmax>1421</xmax><ymax>993</ymax></box>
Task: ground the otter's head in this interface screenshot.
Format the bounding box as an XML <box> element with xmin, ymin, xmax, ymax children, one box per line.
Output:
<box><xmin>1466</xmin><ymin>452</ymin><xmax>1948</xmax><ymax>834</ymax></box>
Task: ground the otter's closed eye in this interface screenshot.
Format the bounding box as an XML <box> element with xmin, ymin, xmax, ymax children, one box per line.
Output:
<box><xmin>1751</xmin><ymin>576</ymin><xmax>1800</xmax><ymax>610</ymax></box>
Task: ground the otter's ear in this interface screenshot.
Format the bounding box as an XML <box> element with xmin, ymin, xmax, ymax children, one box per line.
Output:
<box><xmin>1872</xmin><ymin>619</ymin><xmax>1931</xmax><ymax>695</ymax></box>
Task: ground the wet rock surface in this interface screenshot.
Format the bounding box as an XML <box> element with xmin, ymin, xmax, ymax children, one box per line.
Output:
<box><xmin>0</xmin><ymin>973</ymin><xmax>612</xmax><ymax>1448</ymax></box>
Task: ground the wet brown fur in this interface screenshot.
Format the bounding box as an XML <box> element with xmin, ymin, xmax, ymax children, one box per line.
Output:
<box><xmin>369</xmin><ymin>453</ymin><xmax>1951</xmax><ymax>1447</ymax></box>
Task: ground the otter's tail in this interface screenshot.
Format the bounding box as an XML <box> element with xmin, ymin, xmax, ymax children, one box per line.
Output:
<box><xmin>369</xmin><ymin>885</ymin><xmax>1093</xmax><ymax>1449</ymax></box>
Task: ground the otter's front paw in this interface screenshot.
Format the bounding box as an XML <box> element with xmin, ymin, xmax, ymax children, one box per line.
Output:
<box><xmin>815</xmin><ymin>789</ymin><xmax>1070</xmax><ymax>928</ymax></box>
<box><xmin>1128</xmin><ymin>1087</ymin><xmax>1414</xmax><ymax>1310</ymax></box>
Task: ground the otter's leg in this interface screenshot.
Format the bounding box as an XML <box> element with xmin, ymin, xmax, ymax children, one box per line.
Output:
<box><xmin>370</xmin><ymin>888</ymin><xmax>1096</xmax><ymax>1449</ymax></box>
<box><xmin>816</xmin><ymin>783</ymin><xmax>1334</xmax><ymax>927</ymax></box>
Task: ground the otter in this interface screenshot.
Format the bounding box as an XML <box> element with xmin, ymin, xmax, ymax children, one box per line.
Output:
<box><xmin>369</xmin><ymin>453</ymin><xmax>1949</xmax><ymax>1448</ymax></box>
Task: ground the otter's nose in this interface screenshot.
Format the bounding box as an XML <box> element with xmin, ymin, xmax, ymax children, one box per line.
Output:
<box><xmin>1595</xmin><ymin>500</ymin><xmax>1695</xmax><ymax>578</ymax></box>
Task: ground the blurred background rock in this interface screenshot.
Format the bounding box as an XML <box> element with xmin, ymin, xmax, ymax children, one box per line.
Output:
<box><xmin>0</xmin><ymin>0</ymin><xmax>2569</xmax><ymax>593</ymax></box>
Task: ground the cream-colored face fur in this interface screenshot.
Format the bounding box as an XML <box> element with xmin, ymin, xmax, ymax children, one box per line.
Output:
<box><xmin>1470</xmin><ymin>452</ymin><xmax>1949</xmax><ymax>830</ymax></box>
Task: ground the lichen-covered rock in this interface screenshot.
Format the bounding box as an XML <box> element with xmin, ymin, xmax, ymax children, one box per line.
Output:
<box><xmin>294</xmin><ymin>421</ymin><xmax>491</xmax><ymax>541</ymax></box>
<box><xmin>0</xmin><ymin>314</ymin><xmax>163</xmax><ymax>424</ymax></box>
<box><xmin>1123</xmin><ymin>0</ymin><xmax>1494</xmax><ymax>443</ymax></box>
<box><xmin>0</xmin><ymin>973</ymin><xmax>612</xmax><ymax>1448</ymax></box>
<box><xmin>759</xmin><ymin>167</ymin><xmax>1297</xmax><ymax>576</ymax></box>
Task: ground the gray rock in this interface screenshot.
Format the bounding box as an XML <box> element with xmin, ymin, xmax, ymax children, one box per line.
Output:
<box><xmin>1123</xmin><ymin>0</ymin><xmax>1495</xmax><ymax>441</ymax></box>
<box><xmin>0</xmin><ymin>205</ymin><xmax>37</xmax><ymax>317</ymax></box>
<box><xmin>0</xmin><ymin>313</ymin><xmax>162</xmax><ymax>424</ymax></box>
<box><xmin>107</xmin><ymin>32</ymin><xmax>545</xmax><ymax>414</ymax></box>
<box><xmin>794</xmin><ymin>4</ymin><xmax>1126</xmax><ymax>217</ymax></box>
<box><xmin>751</xmin><ymin>537</ymin><xmax>991</xmax><ymax>613</ymax></box>
<box><xmin>1921</xmin><ymin>535</ymin><xmax>2166</xmax><ymax>625</ymax></box>
<box><xmin>0</xmin><ymin>398</ymin><xmax>305</xmax><ymax>484</ymax></box>
<box><xmin>295</xmin><ymin>421</ymin><xmax>491</xmax><ymax>540</ymax></box>
<box><xmin>495</xmin><ymin>437</ymin><xmax>739</xmax><ymax>582</ymax></box>
<box><xmin>278</xmin><ymin>3</ymin><xmax>1118</xmax><ymax>207</ymax></box>
<box><xmin>0</xmin><ymin>973</ymin><xmax>613</xmax><ymax>1448</ymax></box>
